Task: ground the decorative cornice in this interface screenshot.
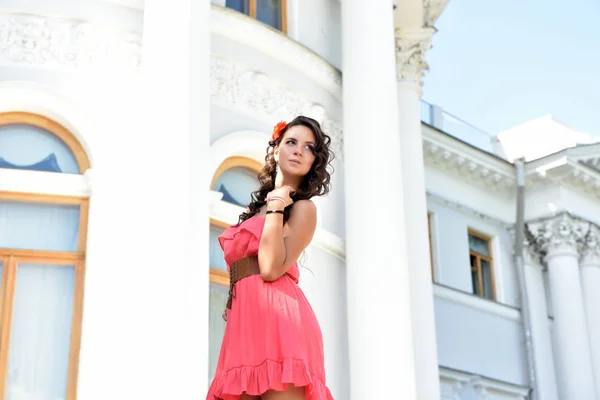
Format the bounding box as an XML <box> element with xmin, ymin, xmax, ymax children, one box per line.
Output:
<box><xmin>395</xmin><ymin>28</ymin><xmax>435</xmax><ymax>92</ymax></box>
<box><xmin>423</xmin><ymin>0</ymin><xmax>450</xmax><ymax>28</ymax></box>
<box><xmin>211</xmin><ymin>5</ymin><xmax>342</xmax><ymax>101</ymax></box>
<box><xmin>527</xmin><ymin>213</ymin><xmax>586</xmax><ymax>259</ymax></box>
<box><xmin>581</xmin><ymin>224</ymin><xmax>600</xmax><ymax>266</ymax></box>
<box><xmin>0</xmin><ymin>12</ymin><xmax>142</xmax><ymax>71</ymax></box>
<box><xmin>210</xmin><ymin>55</ymin><xmax>343</xmax><ymax>158</ymax></box>
<box><xmin>439</xmin><ymin>367</ymin><xmax>530</xmax><ymax>400</ymax></box>
<box><xmin>422</xmin><ymin>129</ymin><xmax>515</xmax><ymax>193</ymax></box>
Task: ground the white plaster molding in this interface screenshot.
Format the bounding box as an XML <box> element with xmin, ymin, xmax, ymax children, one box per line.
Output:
<box><xmin>209</xmin><ymin>130</ymin><xmax>270</xmax><ymax>177</ymax></box>
<box><xmin>581</xmin><ymin>223</ymin><xmax>600</xmax><ymax>267</ymax></box>
<box><xmin>422</xmin><ymin>126</ymin><xmax>515</xmax><ymax>193</ymax></box>
<box><xmin>0</xmin><ymin>168</ymin><xmax>91</xmax><ymax>197</ymax></box>
<box><xmin>528</xmin><ymin>213</ymin><xmax>587</xmax><ymax>259</ymax></box>
<box><xmin>433</xmin><ymin>284</ymin><xmax>521</xmax><ymax>321</ymax></box>
<box><xmin>210</xmin><ymin>56</ymin><xmax>343</xmax><ymax>157</ymax></box>
<box><xmin>211</xmin><ymin>5</ymin><xmax>342</xmax><ymax>101</ymax></box>
<box><xmin>395</xmin><ymin>27</ymin><xmax>435</xmax><ymax>92</ymax></box>
<box><xmin>439</xmin><ymin>367</ymin><xmax>530</xmax><ymax>400</ymax></box>
<box><xmin>101</xmin><ymin>0</ymin><xmax>145</xmax><ymax>10</ymax></box>
<box><xmin>0</xmin><ymin>81</ymin><xmax>95</xmax><ymax>166</ymax></box>
<box><xmin>427</xmin><ymin>191</ymin><xmax>512</xmax><ymax>227</ymax></box>
<box><xmin>0</xmin><ymin>12</ymin><xmax>142</xmax><ymax>71</ymax></box>
<box><xmin>423</xmin><ymin>0</ymin><xmax>449</xmax><ymax>27</ymax></box>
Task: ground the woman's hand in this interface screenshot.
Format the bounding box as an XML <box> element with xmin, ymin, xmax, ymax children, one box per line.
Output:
<box><xmin>267</xmin><ymin>186</ymin><xmax>294</xmax><ymax>209</ymax></box>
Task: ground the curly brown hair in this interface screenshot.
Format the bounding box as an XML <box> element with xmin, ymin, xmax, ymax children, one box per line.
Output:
<box><xmin>236</xmin><ymin>115</ymin><xmax>334</xmax><ymax>225</ymax></box>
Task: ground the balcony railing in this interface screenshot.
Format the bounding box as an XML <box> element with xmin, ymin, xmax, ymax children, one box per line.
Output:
<box><xmin>420</xmin><ymin>100</ymin><xmax>496</xmax><ymax>154</ymax></box>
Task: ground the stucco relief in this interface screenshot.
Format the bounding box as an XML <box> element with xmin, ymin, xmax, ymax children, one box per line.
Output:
<box><xmin>0</xmin><ymin>12</ymin><xmax>141</xmax><ymax>70</ymax></box>
<box><xmin>423</xmin><ymin>0</ymin><xmax>450</xmax><ymax>27</ymax></box>
<box><xmin>528</xmin><ymin>213</ymin><xmax>586</xmax><ymax>258</ymax></box>
<box><xmin>395</xmin><ymin>28</ymin><xmax>434</xmax><ymax>92</ymax></box>
<box><xmin>581</xmin><ymin>224</ymin><xmax>600</xmax><ymax>266</ymax></box>
<box><xmin>210</xmin><ymin>56</ymin><xmax>343</xmax><ymax>158</ymax></box>
<box><xmin>422</xmin><ymin>138</ymin><xmax>514</xmax><ymax>192</ymax></box>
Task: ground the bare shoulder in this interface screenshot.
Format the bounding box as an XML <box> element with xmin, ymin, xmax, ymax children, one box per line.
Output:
<box><xmin>284</xmin><ymin>200</ymin><xmax>317</xmax><ymax>239</ymax></box>
<box><xmin>290</xmin><ymin>199</ymin><xmax>317</xmax><ymax>219</ymax></box>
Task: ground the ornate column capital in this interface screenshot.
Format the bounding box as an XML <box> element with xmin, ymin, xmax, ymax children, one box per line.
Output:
<box><xmin>394</xmin><ymin>27</ymin><xmax>435</xmax><ymax>94</ymax></box>
<box><xmin>528</xmin><ymin>213</ymin><xmax>587</xmax><ymax>260</ymax></box>
<box><xmin>581</xmin><ymin>224</ymin><xmax>600</xmax><ymax>267</ymax></box>
<box><xmin>424</xmin><ymin>0</ymin><xmax>450</xmax><ymax>27</ymax></box>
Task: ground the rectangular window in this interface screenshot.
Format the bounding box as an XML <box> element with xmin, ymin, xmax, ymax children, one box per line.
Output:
<box><xmin>225</xmin><ymin>0</ymin><xmax>287</xmax><ymax>33</ymax></box>
<box><xmin>468</xmin><ymin>230</ymin><xmax>496</xmax><ymax>300</ymax></box>
<box><xmin>0</xmin><ymin>193</ymin><xmax>88</xmax><ymax>400</ymax></box>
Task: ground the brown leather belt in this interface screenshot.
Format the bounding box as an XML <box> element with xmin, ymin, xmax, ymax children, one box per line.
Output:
<box><xmin>226</xmin><ymin>256</ymin><xmax>261</xmax><ymax>310</ymax></box>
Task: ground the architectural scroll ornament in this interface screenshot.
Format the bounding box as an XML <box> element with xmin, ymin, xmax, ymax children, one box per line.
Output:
<box><xmin>423</xmin><ymin>0</ymin><xmax>450</xmax><ymax>27</ymax></box>
<box><xmin>528</xmin><ymin>213</ymin><xmax>586</xmax><ymax>258</ymax></box>
<box><xmin>581</xmin><ymin>224</ymin><xmax>600</xmax><ymax>266</ymax></box>
<box><xmin>395</xmin><ymin>28</ymin><xmax>435</xmax><ymax>93</ymax></box>
<box><xmin>210</xmin><ymin>56</ymin><xmax>343</xmax><ymax>158</ymax></box>
<box><xmin>0</xmin><ymin>12</ymin><xmax>142</xmax><ymax>70</ymax></box>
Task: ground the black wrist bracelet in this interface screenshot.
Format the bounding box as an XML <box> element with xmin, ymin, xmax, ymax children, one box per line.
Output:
<box><xmin>266</xmin><ymin>210</ymin><xmax>284</xmax><ymax>215</ymax></box>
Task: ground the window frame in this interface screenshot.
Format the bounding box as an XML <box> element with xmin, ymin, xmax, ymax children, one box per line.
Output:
<box><xmin>468</xmin><ymin>228</ymin><xmax>496</xmax><ymax>301</ymax></box>
<box><xmin>227</xmin><ymin>0</ymin><xmax>288</xmax><ymax>33</ymax></box>
<box><xmin>0</xmin><ymin>112</ymin><xmax>90</xmax><ymax>400</ymax></box>
<box><xmin>209</xmin><ymin>155</ymin><xmax>262</xmax><ymax>287</ymax></box>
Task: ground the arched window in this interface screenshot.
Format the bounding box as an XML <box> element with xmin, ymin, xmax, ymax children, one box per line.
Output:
<box><xmin>0</xmin><ymin>112</ymin><xmax>90</xmax><ymax>400</ymax></box>
<box><xmin>208</xmin><ymin>156</ymin><xmax>261</xmax><ymax>379</ymax></box>
<box><xmin>225</xmin><ymin>0</ymin><xmax>288</xmax><ymax>33</ymax></box>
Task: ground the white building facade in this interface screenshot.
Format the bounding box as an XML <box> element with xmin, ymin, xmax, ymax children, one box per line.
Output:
<box><xmin>0</xmin><ymin>0</ymin><xmax>598</xmax><ymax>399</ymax></box>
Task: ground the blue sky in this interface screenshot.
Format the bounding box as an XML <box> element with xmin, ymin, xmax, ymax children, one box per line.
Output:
<box><xmin>422</xmin><ymin>0</ymin><xmax>600</xmax><ymax>137</ymax></box>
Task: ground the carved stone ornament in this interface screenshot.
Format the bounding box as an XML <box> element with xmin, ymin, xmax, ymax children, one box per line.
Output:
<box><xmin>423</xmin><ymin>0</ymin><xmax>450</xmax><ymax>27</ymax></box>
<box><xmin>0</xmin><ymin>12</ymin><xmax>142</xmax><ymax>70</ymax></box>
<box><xmin>581</xmin><ymin>223</ymin><xmax>600</xmax><ymax>266</ymax></box>
<box><xmin>210</xmin><ymin>56</ymin><xmax>343</xmax><ymax>158</ymax></box>
<box><xmin>422</xmin><ymin>137</ymin><xmax>515</xmax><ymax>192</ymax></box>
<box><xmin>395</xmin><ymin>28</ymin><xmax>435</xmax><ymax>92</ymax></box>
<box><xmin>530</xmin><ymin>213</ymin><xmax>586</xmax><ymax>258</ymax></box>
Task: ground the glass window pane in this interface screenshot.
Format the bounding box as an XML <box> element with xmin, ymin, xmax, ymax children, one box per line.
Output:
<box><xmin>225</xmin><ymin>0</ymin><xmax>250</xmax><ymax>14</ymax></box>
<box><xmin>0</xmin><ymin>201</ymin><xmax>80</xmax><ymax>252</ymax></box>
<box><xmin>468</xmin><ymin>233</ymin><xmax>490</xmax><ymax>256</ymax></box>
<box><xmin>209</xmin><ymin>283</ymin><xmax>228</xmax><ymax>381</ymax></box>
<box><xmin>481</xmin><ymin>259</ymin><xmax>494</xmax><ymax>300</ymax></box>
<box><xmin>0</xmin><ymin>124</ymin><xmax>79</xmax><ymax>174</ymax></box>
<box><xmin>210</xmin><ymin>226</ymin><xmax>228</xmax><ymax>271</ymax></box>
<box><xmin>6</xmin><ymin>263</ymin><xmax>75</xmax><ymax>400</ymax></box>
<box><xmin>212</xmin><ymin>167</ymin><xmax>258</xmax><ymax>208</ymax></box>
<box><xmin>257</xmin><ymin>0</ymin><xmax>282</xmax><ymax>30</ymax></box>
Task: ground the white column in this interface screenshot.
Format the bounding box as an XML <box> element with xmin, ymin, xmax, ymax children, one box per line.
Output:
<box><xmin>394</xmin><ymin>27</ymin><xmax>441</xmax><ymax>400</ymax></box>
<box><xmin>78</xmin><ymin>1</ymin><xmax>210</xmax><ymax>399</ymax></box>
<box><xmin>532</xmin><ymin>213</ymin><xmax>596</xmax><ymax>399</ymax></box>
<box><xmin>341</xmin><ymin>1</ymin><xmax>417</xmax><ymax>399</ymax></box>
<box><xmin>522</xmin><ymin>242</ymin><xmax>559</xmax><ymax>399</ymax></box>
<box><xmin>581</xmin><ymin>224</ymin><xmax>600</xmax><ymax>400</ymax></box>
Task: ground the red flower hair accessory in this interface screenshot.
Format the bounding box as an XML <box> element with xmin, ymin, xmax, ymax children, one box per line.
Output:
<box><xmin>272</xmin><ymin>121</ymin><xmax>287</xmax><ymax>141</ymax></box>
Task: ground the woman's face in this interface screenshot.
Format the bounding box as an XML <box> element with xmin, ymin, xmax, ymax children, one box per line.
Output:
<box><xmin>274</xmin><ymin>125</ymin><xmax>317</xmax><ymax>178</ymax></box>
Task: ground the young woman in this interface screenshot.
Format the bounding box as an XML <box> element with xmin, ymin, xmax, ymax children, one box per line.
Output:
<box><xmin>206</xmin><ymin>116</ymin><xmax>335</xmax><ymax>400</ymax></box>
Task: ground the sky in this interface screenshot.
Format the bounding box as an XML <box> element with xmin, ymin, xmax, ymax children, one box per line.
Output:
<box><xmin>422</xmin><ymin>0</ymin><xmax>600</xmax><ymax>138</ymax></box>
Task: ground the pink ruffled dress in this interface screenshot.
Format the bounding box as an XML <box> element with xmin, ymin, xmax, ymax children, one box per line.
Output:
<box><xmin>206</xmin><ymin>217</ymin><xmax>333</xmax><ymax>400</ymax></box>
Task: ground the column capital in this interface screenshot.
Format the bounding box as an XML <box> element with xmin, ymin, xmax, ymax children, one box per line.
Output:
<box><xmin>394</xmin><ymin>27</ymin><xmax>435</xmax><ymax>94</ymax></box>
<box><xmin>528</xmin><ymin>213</ymin><xmax>586</xmax><ymax>260</ymax></box>
<box><xmin>424</xmin><ymin>0</ymin><xmax>450</xmax><ymax>28</ymax></box>
<box><xmin>582</xmin><ymin>224</ymin><xmax>600</xmax><ymax>267</ymax></box>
